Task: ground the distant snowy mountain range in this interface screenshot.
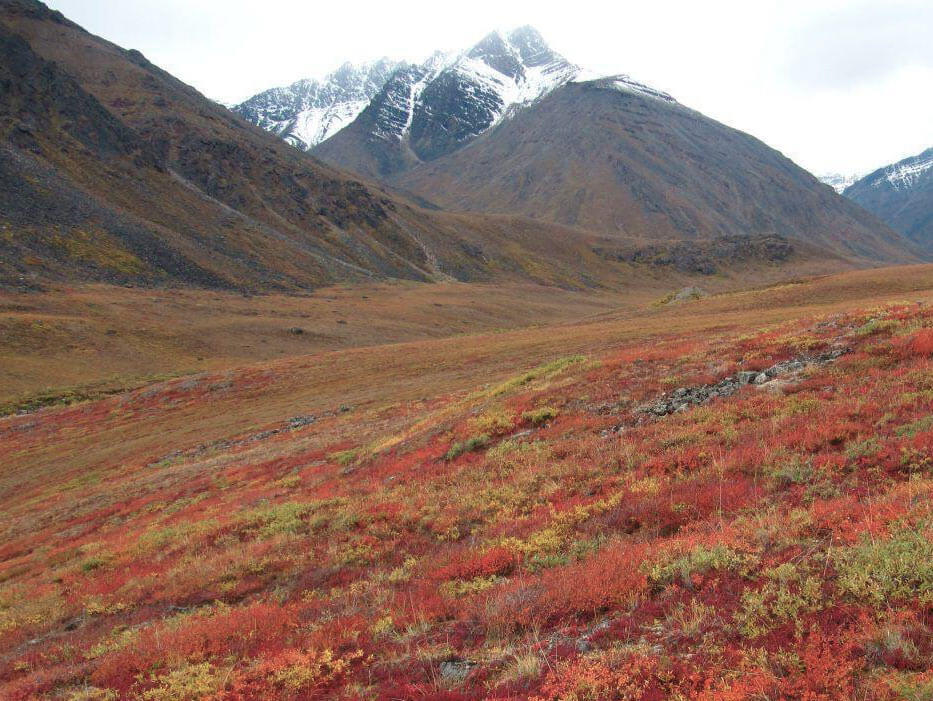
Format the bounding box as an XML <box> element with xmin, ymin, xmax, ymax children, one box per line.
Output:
<box><xmin>818</xmin><ymin>173</ymin><xmax>863</xmax><ymax>194</ymax></box>
<box><xmin>233</xmin><ymin>26</ymin><xmax>643</xmax><ymax>153</ymax></box>
<box><xmin>234</xmin><ymin>59</ymin><xmax>401</xmax><ymax>150</ymax></box>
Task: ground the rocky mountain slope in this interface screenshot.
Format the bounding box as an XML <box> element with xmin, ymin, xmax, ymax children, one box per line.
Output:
<box><xmin>389</xmin><ymin>78</ymin><xmax>918</xmax><ymax>263</ymax></box>
<box><xmin>844</xmin><ymin>147</ymin><xmax>933</xmax><ymax>255</ymax></box>
<box><xmin>0</xmin><ymin>1</ymin><xmax>650</xmax><ymax>291</ymax></box>
<box><xmin>233</xmin><ymin>59</ymin><xmax>400</xmax><ymax>150</ymax></box>
<box><xmin>313</xmin><ymin>26</ymin><xmax>582</xmax><ymax>178</ymax></box>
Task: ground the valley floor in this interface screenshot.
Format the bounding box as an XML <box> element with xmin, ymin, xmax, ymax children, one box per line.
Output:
<box><xmin>1</xmin><ymin>264</ymin><xmax>932</xmax><ymax>699</ymax></box>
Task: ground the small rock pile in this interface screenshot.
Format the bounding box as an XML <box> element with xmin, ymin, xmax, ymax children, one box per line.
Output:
<box><xmin>439</xmin><ymin>658</ymin><xmax>477</xmax><ymax>682</ymax></box>
<box><xmin>147</xmin><ymin>412</ymin><xmax>323</xmax><ymax>467</ymax></box>
<box><xmin>636</xmin><ymin>347</ymin><xmax>849</xmax><ymax>418</ymax></box>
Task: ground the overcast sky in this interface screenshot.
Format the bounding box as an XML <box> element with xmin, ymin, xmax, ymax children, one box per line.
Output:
<box><xmin>45</xmin><ymin>0</ymin><xmax>932</xmax><ymax>176</ymax></box>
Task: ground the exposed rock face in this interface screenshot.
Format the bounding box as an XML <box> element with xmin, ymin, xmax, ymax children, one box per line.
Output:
<box><xmin>844</xmin><ymin>147</ymin><xmax>933</xmax><ymax>255</ymax></box>
<box><xmin>595</xmin><ymin>235</ymin><xmax>795</xmax><ymax>275</ymax></box>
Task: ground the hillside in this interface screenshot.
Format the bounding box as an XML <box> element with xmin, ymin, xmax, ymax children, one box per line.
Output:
<box><xmin>1</xmin><ymin>264</ymin><xmax>932</xmax><ymax>698</ymax></box>
<box><xmin>844</xmin><ymin>147</ymin><xmax>933</xmax><ymax>255</ymax></box>
<box><xmin>390</xmin><ymin>78</ymin><xmax>918</xmax><ymax>263</ymax></box>
<box><xmin>0</xmin><ymin>1</ymin><xmax>636</xmax><ymax>292</ymax></box>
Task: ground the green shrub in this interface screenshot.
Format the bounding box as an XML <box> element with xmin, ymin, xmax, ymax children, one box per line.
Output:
<box><xmin>329</xmin><ymin>449</ymin><xmax>357</xmax><ymax>467</ymax></box>
<box><xmin>141</xmin><ymin>662</ymin><xmax>227</xmax><ymax>700</ymax></box>
<box><xmin>887</xmin><ymin>672</ymin><xmax>933</xmax><ymax>701</ymax></box>
<box><xmin>735</xmin><ymin>563</ymin><xmax>823</xmax><ymax>637</ymax></box>
<box><xmin>522</xmin><ymin>407</ymin><xmax>559</xmax><ymax>426</ymax></box>
<box><xmin>81</xmin><ymin>556</ymin><xmax>108</xmax><ymax>573</ymax></box>
<box><xmin>445</xmin><ymin>434</ymin><xmax>490</xmax><ymax>461</ymax></box>
<box><xmin>833</xmin><ymin>525</ymin><xmax>933</xmax><ymax>605</ymax></box>
<box><xmin>855</xmin><ymin>318</ymin><xmax>898</xmax><ymax>336</ymax></box>
<box><xmin>490</xmin><ymin>356</ymin><xmax>585</xmax><ymax>396</ymax></box>
<box><xmin>647</xmin><ymin>544</ymin><xmax>753</xmax><ymax>588</ymax></box>
<box><xmin>241</xmin><ymin>501</ymin><xmax>315</xmax><ymax>538</ymax></box>
<box><xmin>894</xmin><ymin>416</ymin><xmax>933</xmax><ymax>438</ymax></box>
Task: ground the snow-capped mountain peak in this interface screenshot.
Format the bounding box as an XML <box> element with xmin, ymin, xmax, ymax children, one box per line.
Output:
<box><xmin>592</xmin><ymin>74</ymin><xmax>677</xmax><ymax>103</ymax></box>
<box><xmin>287</xmin><ymin>26</ymin><xmax>672</xmax><ymax>179</ymax></box>
<box><xmin>363</xmin><ymin>25</ymin><xmax>582</xmax><ymax>153</ymax></box>
<box><xmin>233</xmin><ymin>58</ymin><xmax>401</xmax><ymax>150</ymax></box>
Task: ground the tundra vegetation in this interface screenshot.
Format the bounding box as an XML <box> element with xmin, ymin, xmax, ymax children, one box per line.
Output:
<box><xmin>1</xmin><ymin>287</ymin><xmax>932</xmax><ymax>699</ymax></box>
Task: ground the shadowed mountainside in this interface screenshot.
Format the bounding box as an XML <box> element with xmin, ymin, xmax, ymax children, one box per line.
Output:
<box><xmin>844</xmin><ymin>147</ymin><xmax>933</xmax><ymax>256</ymax></box>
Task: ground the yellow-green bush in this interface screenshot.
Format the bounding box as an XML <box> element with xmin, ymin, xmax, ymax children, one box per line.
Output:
<box><xmin>833</xmin><ymin>524</ymin><xmax>933</xmax><ymax>605</ymax></box>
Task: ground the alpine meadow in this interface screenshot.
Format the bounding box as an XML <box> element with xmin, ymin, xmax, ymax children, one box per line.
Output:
<box><xmin>1</xmin><ymin>1</ymin><xmax>932</xmax><ymax>699</ymax></box>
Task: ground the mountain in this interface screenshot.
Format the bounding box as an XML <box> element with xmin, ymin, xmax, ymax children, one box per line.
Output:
<box><xmin>312</xmin><ymin>26</ymin><xmax>581</xmax><ymax>178</ymax></box>
<box><xmin>233</xmin><ymin>59</ymin><xmax>400</xmax><ymax>150</ymax></box>
<box><xmin>0</xmin><ymin>1</ymin><xmax>651</xmax><ymax>292</ymax></box>
<box><xmin>843</xmin><ymin>147</ymin><xmax>933</xmax><ymax>255</ymax></box>
<box><xmin>819</xmin><ymin>172</ymin><xmax>862</xmax><ymax>194</ymax></box>
<box><xmin>387</xmin><ymin>77</ymin><xmax>918</xmax><ymax>263</ymax></box>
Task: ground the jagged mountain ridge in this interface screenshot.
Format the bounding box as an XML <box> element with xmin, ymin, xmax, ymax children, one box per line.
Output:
<box><xmin>237</xmin><ymin>25</ymin><xmax>581</xmax><ymax>168</ymax></box>
<box><xmin>233</xmin><ymin>59</ymin><xmax>400</xmax><ymax>150</ymax></box>
<box><xmin>312</xmin><ymin>26</ymin><xmax>585</xmax><ymax>178</ymax></box>
<box><xmin>844</xmin><ymin>147</ymin><xmax>933</xmax><ymax>255</ymax></box>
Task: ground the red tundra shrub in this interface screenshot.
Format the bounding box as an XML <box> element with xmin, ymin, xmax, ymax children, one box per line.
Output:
<box><xmin>489</xmin><ymin>542</ymin><xmax>650</xmax><ymax>631</ymax></box>
<box><xmin>433</xmin><ymin>545</ymin><xmax>518</xmax><ymax>581</ymax></box>
<box><xmin>893</xmin><ymin>328</ymin><xmax>933</xmax><ymax>358</ymax></box>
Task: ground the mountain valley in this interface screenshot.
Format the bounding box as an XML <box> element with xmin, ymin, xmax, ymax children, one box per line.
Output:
<box><xmin>1</xmin><ymin>2</ymin><xmax>932</xmax><ymax>699</ymax></box>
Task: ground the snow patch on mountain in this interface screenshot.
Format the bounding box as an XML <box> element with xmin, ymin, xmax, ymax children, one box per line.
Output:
<box><xmin>883</xmin><ymin>153</ymin><xmax>933</xmax><ymax>190</ymax></box>
<box><xmin>607</xmin><ymin>75</ymin><xmax>677</xmax><ymax>103</ymax></box>
<box><xmin>854</xmin><ymin>148</ymin><xmax>933</xmax><ymax>193</ymax></box>
<box><xmin>369</xmin><ymin>27</ymin><xmax>583</xmax><ymax>144</ymax></box>
<box><xmin>819</xmin><ymin>173</ymin><xmax>862</xmax><ymax>194</ymax></box>
<box><xmin>234</xmin><ymin>59</ymin><xmax>400</xmax><ymax>150</ymax></box>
